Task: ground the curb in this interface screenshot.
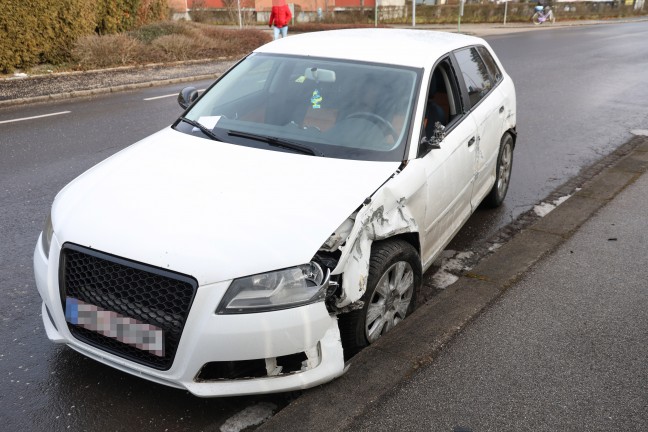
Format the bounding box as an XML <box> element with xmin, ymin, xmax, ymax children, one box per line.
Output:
<box><xmin>256</xmin><ymin>135</ymin><xmax>648</xmax><ymax>432</ymax></box>
<box><xmin>0</xmin><ymin>73</ymin><xmax>221</xmax><ymax>109</ymax></box>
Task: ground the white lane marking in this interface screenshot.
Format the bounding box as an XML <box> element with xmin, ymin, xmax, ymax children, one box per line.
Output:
<box><xmin>143</xmin><ymin>88</ymin><xmax>205</xmax><ymax>101</ymax></box>
<box><xmin>431</xmin><ymin>250</ymin><xmax>475</xmax><ymax>290</ymax></box>
<box><xmin>143</xmin><ymin>93</ymin><xmax>177</xmax><ymax>101</ymax></box>
<box><xmin>533</xmin><ymin>194</ymin><xmax>571</xmax><ymax>217</ymax></box>
<box><xmin>631</xmin><ymin>129</ymin><xmax>648</xmax><ymax>136</ymax></box>
<box><xmin>0</xmin><ymin>111</ymin><xmax>71</xmax><ymax>125</ymax></box>
<box><xmin>220</xmin><ymin>402</ymin><xmax>277</xmax><ymax>432</ymax></box>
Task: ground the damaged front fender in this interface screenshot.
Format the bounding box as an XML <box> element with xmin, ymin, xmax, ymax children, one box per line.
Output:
<box><xmin>332</xmin><ymin>161</ymin><xmax>427</xmax><ymax>308</ymax></box>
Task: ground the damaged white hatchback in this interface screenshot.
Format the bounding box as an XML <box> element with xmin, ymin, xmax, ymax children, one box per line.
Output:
<box><xmin>34</xmin><ymin>29</ymin><xmax>516</xmax><ymax>396</ymax></box>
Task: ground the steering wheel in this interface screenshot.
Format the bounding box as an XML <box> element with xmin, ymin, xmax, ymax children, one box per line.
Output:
<box><xmin>345</xmin><ymin>111</ymin><xmax>398</xmax><ymax>138</ymax></box>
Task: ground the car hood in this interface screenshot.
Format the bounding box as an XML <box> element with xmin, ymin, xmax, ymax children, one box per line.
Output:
<box><xmin>53</xmin><ymin>127</ymin><xmax>400</xmax><ymax>285</ymax></box>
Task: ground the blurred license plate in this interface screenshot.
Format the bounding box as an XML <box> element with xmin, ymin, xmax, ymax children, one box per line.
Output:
<box><xmin>65</xmin><ymin>297</ymin><xmax>164</xmax><ymax>357</ymax></box>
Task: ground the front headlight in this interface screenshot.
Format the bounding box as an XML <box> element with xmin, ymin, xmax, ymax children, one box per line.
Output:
<box><xmin>41</xmin><ymin>212</ymin><xmax>54</xmax><ymax>259</ymax></box>
<box><xmin>216</xmin><ymin>262</ymin><xmax>330</xmax><ymax>314</ymax></box>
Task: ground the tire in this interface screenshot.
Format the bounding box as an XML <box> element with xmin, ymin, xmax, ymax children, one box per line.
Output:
<box><xmin>338</xmin><ymin>239</ymin><xmax>421</xmax><ymax>359</ymax></box>
<box><xmin>484</xmin><ymin>132</ymin><xmax>514</xmax><ymax>208</ymax></box>
<box><xmin>532</xmin><ymin>12</ymin><xmax>541</xmax><ymax>25</ymax></box>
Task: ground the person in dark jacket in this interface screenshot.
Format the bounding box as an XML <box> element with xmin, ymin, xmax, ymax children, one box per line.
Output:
<box><xmin>269</xmin><ymin>1</ymin><xmax>292</xmax><ymax>40</ymax></box>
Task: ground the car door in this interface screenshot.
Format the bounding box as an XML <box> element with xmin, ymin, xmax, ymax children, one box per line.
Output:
<box><xmin>419</xmin><ymin>58</ymin><xmax>478</xmax><ymax>268</ymax></box>
<box><xmin>452</xmin><ymin>46</ymin><xmax>507</xmax><ymax>208</ymax></box>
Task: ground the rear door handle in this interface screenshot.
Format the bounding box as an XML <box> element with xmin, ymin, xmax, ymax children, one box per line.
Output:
<box><xmin>499</xmin><ymin>106</ymin><xmax>505</xmax><ymax>114</ymax></box>
<box><xmin>468</xmin><ymin>137</ymin><xmax>475</xmax><ymax>147</ymax></box>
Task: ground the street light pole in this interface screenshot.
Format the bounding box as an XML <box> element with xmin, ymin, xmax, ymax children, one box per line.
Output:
<box><xmin>458</xmin><ymin>0</ymin><xmax>464</xmax><ymax>32</ymax></box>
<box><xmin>412</xmin><ymin>0</ymin><xmax>416</xmax><ymax>27</ymax></box>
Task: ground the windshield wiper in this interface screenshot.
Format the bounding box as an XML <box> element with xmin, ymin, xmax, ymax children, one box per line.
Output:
<box><xmin>227</xmin><ymin>130</ymin><xmax>323</xmax><ymax>156</ymax></box>
<box><xmin>178</xmin><ymin>117</ymin><xmax>223</xmax><ymax>141</ymax></box>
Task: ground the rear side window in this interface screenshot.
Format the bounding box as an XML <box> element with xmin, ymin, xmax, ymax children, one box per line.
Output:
<box><xmin>477</xmin><ymin>46</ymin><xmax>502</xmax><ymax>83</ymax></box>
<box><xmin>454</xmin><ymin>47</ymin><xmax>493</xmax><ymax>108</ymax></box>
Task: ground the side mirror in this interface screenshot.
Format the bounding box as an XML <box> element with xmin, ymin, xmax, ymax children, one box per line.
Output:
<box><xmin>178</xmin><ymin>87</ymin><xmax>199</xmax><ymax>110</ymax></box>
<box><xmin>420</xmin><ymin>122</ymin><xmax>445</xmax><ymax>153</ymax></box>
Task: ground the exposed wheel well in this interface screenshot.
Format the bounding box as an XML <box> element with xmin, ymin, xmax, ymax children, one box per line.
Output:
<box><xmin>372</xmin><ymin>232</ymin><xmax>420</xmax><ymax>258</ymax></box>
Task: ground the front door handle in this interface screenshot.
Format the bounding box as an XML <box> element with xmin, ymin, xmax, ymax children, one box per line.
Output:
<box><xmin>468</xmin><ymin>137</ymin><xmax>475</xmax><ymax>147</ymax></box>
<box><xmin>499</xmin><ymin>106</ymin><xmax>505</xmax><ymax>114</ymax></box>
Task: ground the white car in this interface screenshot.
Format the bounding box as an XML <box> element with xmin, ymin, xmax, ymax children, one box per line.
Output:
<box><xmin>34</xmin><ymin>29</ymin><xmax>516</xmax><ymax>397</ymax></box>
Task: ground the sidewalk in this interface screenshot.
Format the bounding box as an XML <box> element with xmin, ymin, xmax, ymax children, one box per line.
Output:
<box><xmin>257</xmin><ymin>136</ymin><xmax>648</xmax><ymax>431</ymax></box>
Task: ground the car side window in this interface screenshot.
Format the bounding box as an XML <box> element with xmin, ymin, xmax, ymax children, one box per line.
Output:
<box><xmin>476</xmin><ymin>46</ymin><xmax>502</xmax><ymax>83</ymax></box>
<box><xmin>454</xmin><ymin>47</ymin><xmax>493</xmax><ymax>108</ymax></box>
<box><xmin>419</xmin><ymin>58</ymin><xmax>463</xmax><ymax>154</ymax></box>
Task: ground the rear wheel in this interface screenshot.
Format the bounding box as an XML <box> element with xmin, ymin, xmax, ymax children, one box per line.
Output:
<box><xmin>532</xmin><ymin>12</ymin><xmax>541</xmax><ymax>24</ymax></box>
<box><xmin>484</xmin><ymin>132</ymin><xmax>514</xmax><ymax>208</ymax></box>
<box><xmin>338</xmin><ymin>239</ymin><xmax>421</xmax><ymax>359</ymax></box>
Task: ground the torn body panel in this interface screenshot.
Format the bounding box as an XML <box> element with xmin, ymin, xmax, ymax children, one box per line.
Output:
<box><xmin>331</xmin><ymin>160</ymin><xmax>428</xmax><ymax>308</ymax></box>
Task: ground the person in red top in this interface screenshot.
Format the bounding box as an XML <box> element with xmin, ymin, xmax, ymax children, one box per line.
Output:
<box><xmin>268</xmin><ymin>1</ymin><xmax>292</xmax><ymax>40</ymax></box>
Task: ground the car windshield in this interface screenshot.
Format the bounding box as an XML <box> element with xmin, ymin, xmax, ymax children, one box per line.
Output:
<box><xmin>176</xmin><ymin>53</ymin><xmax>420</xmax><ymax>161</ymax></box>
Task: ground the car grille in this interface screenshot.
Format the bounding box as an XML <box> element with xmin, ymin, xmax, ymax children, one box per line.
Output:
<box><xmin>59</xmin><ymin>243</ymin><xmax>198</xmax><ymax>370</ymax></box>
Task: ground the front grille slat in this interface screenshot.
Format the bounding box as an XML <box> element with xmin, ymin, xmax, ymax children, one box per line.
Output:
<box><xmin>59</xmin><ymin>243</ymin><xmax>198</xmax><ymax>370</ymax></box>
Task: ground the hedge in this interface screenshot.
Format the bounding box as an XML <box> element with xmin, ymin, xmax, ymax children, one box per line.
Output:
<box><xmin>0</xmin><ymin>0</ymin><xmax>168</xmax><ymax>73</ymax></box>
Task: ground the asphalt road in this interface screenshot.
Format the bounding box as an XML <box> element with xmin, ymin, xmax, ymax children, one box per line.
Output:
<box><xmin>1</xmin><ymin>21</ymin><xmax>647</xmax><ymax>431</ymax></box>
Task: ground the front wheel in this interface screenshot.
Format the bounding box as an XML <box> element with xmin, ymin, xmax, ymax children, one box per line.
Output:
<box><xmin>484</xmin><ymin>132</ymin><xmax>514</xmax><ymax>208</ymax></box>
<box><xmin>338</xmin><ymin>239</ymin><xmax>421</xmax><ymax>359</ymax></box>
<box><xmin>532</xmin><ymin>12</ymin><xmax>541</xmax><ymax>25</ymax></box>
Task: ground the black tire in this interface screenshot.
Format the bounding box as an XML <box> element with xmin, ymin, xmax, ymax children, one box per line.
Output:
<box><xmin>338</xmin><ymin>239</ymin><xmax>422</xmax><ymax>359</ymax></box>
<box><xmin>484</xmin><ymin>132</ymin><xmax>514</xmax><ymax>208</ymax></box>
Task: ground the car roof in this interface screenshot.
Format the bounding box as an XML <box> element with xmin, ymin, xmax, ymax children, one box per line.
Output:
<box><xmin>255</xmin><ymin>28</ymin><xmax>484</xmax><ymax>68</ymax></box>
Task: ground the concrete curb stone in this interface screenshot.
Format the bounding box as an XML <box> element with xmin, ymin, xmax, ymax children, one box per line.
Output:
<box><xmin>0</xmin><ymin>73</ymin><xmax>221</xmax><ymax>108</ymax></box>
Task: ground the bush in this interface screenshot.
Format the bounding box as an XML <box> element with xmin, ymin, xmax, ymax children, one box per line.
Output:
<box><xmin>130</xmin><ymin>21</ymin><xmax>191</xmax><ymax>44</ymax></box>
<box><xmin>0</xmin><ymin>0</ymin><xmax>169</xmax><ymax>73</ymax></box>
<box><xmin>196</xmin><ymin>26</ymin><xmax>271</xmax><ymax>57</ymax></box>
<box><xmin>72</xmin><ymin>22</ymin><xmax>271</xmax><ymax>68</ymax></box>
<box><xmin>95</xmin><ymin>0</ymin><xmax>168</xmax><ymax>35</ymax></box>
<box><xmin>150</xmin><ymin>34</ymin><xmax>202</xmax><ymax>62</ymax></box>
<box><xmin>72</xmin><ymin>34</ymin><xmax>144</xmax><ymax>68</ymax></box>
<box><xmin>0</xmin><ymin>0</ymin><xmax>97</xmax><ymax>73</ymax></box>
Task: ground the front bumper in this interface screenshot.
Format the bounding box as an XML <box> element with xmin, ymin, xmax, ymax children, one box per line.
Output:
<box><xmin>34</xmin><ymin>234</ymin><xmax>346</xmax><ymax>397</ymax></box>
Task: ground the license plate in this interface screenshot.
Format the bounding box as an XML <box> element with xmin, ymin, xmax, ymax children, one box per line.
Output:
<box><xmin>65</xmin><ymin>297</ymin><xmax>164</xmax><ymax>357</ymax></box>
